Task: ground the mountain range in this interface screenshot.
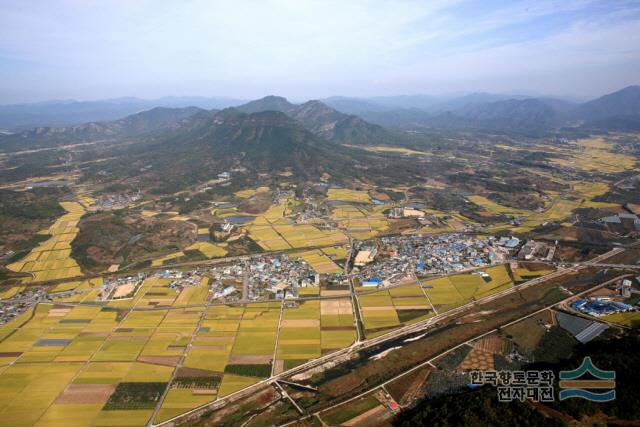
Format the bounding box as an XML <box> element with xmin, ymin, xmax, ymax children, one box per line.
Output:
<box><xmin>2</xmin><ymin>86</ymin><xmax>639</xmax><ymax>134</ymax></box>
<box><xmin>0</xmin><ymin>98</ymin><xmax>379</xmax><ymax>190</ymax></box>
<box><xmin>0</xmin><ymin>96</ymin><xmax>244</xmax><ymax>131</ymax></box>
<box><xmin>1</xmin><ymin>85</ymin><xmax>639</xmax><ymax>193</ymax></box>
<box><xmin>323</xmin><ymin>86</ymin><xmax>640</xmax><ymax>133</ymax></box>
<box><xmin>1</xmin><ymin>86</ymin><xmax>638</xmax><ymax>151</ymax></box>
<box><xmin>236</xmin><ymin>96</ymin><xmax>398</xmax><ymax>145</ymax></box>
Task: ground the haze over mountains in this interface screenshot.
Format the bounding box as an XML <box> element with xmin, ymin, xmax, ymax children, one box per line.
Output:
<box><xmin>1</xmin><ymin>85</ymin><xmax>639</xmax><ymax>194</ymax></box>
<box><xmin>0</xmin><ymin>96</ymin><xmax>245</xmax><ymax>131</ymax></box>
<box><xmin>1</xmin><ymin>86</ymin><xmax>639</xmax><ymax>135</ymax></box>
<box><xmin>324</xmin><ymin>86</ymin><xmax>640</xmax><ymax>132</ymax></box>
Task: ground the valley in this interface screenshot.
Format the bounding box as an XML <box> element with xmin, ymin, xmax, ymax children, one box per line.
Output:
<box><xmin>0</xmin><ymin>90</ymin><xmax>639</xmax><ymax>427</ymax></box>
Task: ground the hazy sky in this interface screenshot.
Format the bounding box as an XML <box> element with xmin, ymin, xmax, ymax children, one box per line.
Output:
<box><xmin>1</xmin><ymin>0</ymin><xmax>639</xmax><ymax>103</ymax></box>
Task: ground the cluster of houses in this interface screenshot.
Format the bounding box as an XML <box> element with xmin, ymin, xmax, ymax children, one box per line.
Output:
<box><xmin>92</xmin><ymin>191</ymin><xmax>142</xmax><ymax>211</ymax></box>
<box><xmin>0</xmin><ymin>288</ymin><xmax>49</xmax><ymax>325</ymax></box>
<box><xmin>158</xmin><ymin>269</ymin><xmax>205</xmax><ymax>292</ymax></box>
<box><xmin>207</xmin><ymin>254</ymin><xmax>328</xmax><ymax>301</ymax></box>
<box><xmin>353</xmin><ymin>234</ymin><xmax>510</xmax><ymax>286</ymax></box>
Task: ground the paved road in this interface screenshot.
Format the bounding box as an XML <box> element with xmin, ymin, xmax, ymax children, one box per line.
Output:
<box><xmin>299</xmin><ymin>272</ymin><xmax>632</xmax><ymax>426</ymax></box>
<box><xmin>152</xmin><ymin>246</ymin><xmax>626</xmax><ymax>426</ymax></box>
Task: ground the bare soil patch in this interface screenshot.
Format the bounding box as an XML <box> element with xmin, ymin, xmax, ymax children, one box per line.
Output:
<box><xmin>55</xmin><ymin>384</ymin><xmax>117</xmax><ymax>404</ymax></box>
<box><xmin>280</xmin><ymin>319</ymin><xmax>320</xmax><ymax>328</ymax></box>
<box><xmin>227</xmin><ymin>355</ymin><xmax>272</xmax><ymax>364</ymax></box>
<box><xmin>137</xmin><ymin>355</ymin><xmax>181</xmax><ymax>366</ymax></box>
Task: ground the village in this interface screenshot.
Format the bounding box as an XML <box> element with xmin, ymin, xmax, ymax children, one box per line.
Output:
<box><xmin>351</xmin><ymin>234</ymin><xmax>517</xmax><ymax>286</ymax></box>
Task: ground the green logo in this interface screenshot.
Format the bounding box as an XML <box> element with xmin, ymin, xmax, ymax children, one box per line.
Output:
<box><xmin>559</xmin><ymin>357</ymin><xmax>615</xmax><ymax>402</ymax></box>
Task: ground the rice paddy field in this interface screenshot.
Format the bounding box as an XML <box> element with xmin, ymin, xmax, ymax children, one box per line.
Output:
<box><xmin>184</xmin><ymin>242</ymin><xmax>228</xmax><ymax>259</ymax></box>
<box><xmin>320</xmin><ymin>298</ymin><xmax>357</xmax><ymax>351</ymax></box>
<box><xmin>356</xmin><ymin>264</ymin><xmax>515</xmax><ymax>338</ymax></box>
<box><xmin>551</xmin><ymin>137</ymin><xmax>637</xmax><ymax>173</ymax></box>
<box><xmin>0</xmin><ymin>303</ymin><xmax>183</xmax><ymax>426</ymax></box>
<box><xmin>293</xmin><ymin>250</ymin><xmax>342</xmax><ymax>274</ymax></box>
<box><xmin>478</xmin><ymin>175</ymin><xmax>619</xmax><ymax>234</ymax></box>
<box><xmin>275</xmin><ymin>301</ymin><xmax>321</xmax><ymax>372</ymax></box>
<box><xmin>151</xmin><ymin>252</ymin><xmax>185</xmax><ymax>267</ymax></box>
<box><xmin>467</xmin><ymin>195</ymin><xmax>531</xmax><ymax>217</ymax></box>
<box><xmin>0</xmin><ymin>287</ymin><xmax>277</xmax><ymax>425</ymax></box>
<box><xmin>422</xmin><ymin>265</ymin><xmax>513</xmax><ymax>311</ymax></box>
<box><xmin>6</xmin><ymin>202</ymin><xmax>87</xmax><ymax>282</ymax></box>
<box><xmin>321</xmin><ymin>245</ymin><xmax>349</xmax><ymax>261</ymax></box>
<box><xmin>246</xmin><ymin>220</ymin><xmax>348</xmax><ymax>251</ymax></box>
<box><xmin>327</xmin><ymin>188</ymin><xmax>371</xmax><ymax>204</ymax></box>
<box><xmin>511</xmin><ymin>264</ymin><xmax>555</xmax><ymax>282</ymax></box>
<box><xmin>0</xmin><ymin>274</ymin><xmax>361</xmax><ymax>426</ymax></box>
<box><xmin>331</xmin><ymin>204</ymin><xmax>391</xmax><ymax>239</ymax></box>
<box><xmin>358</xmin><ymin>284</ymin><xmax>434</xmax><ymax>338</ymax></box>
<box><xmin>0</xmin><ymin>256</ymin><xmax>550</xmax><ymax>425</ymax></box>
<box><xmin>238</xmin><ymin>197</ymin><xmax>348</xmax><ymax>250</ymax></box>
<box><xmin>233</xmin><ymin>186</ymin><xmax>270</xmax><ymax>198</ymax></box>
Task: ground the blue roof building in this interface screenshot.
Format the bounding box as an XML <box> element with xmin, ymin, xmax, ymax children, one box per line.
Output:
<box><xmin>362</xmin><ymin>277</ymin><xmax>382</xmax><ymax>287</ymax></box>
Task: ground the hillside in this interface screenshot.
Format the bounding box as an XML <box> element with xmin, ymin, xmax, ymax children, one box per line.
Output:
<box><xmin>237</xmin><ymin>96</ymin><xmax>399</xmax><ymax>145</ymax></box>
<box><xmin>457</xmin><ymin>98</ymin><xmax>560</xmax><ymax>130</ymax></box>
<box><xmin>0</xmin><ymin>106</ymin><xmax>204</xmax><ymax>152</ymax></box>
<box><xmin>75</xmin><ymin>108</ymin><xmax>362</xmax><ymax>194</ymax></box>
<box><xmin>575</xmin><ymin>85</ymin><xmax>640</xmax><ymax>121</ymax></box>
<box><xmin>0</xmin><ymin>97</ymin><xmax>244</xmax><ymax>131</ymax></box>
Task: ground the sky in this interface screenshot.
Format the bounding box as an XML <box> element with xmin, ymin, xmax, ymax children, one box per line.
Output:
<box><xmin>1</xmin><ymin>0</ymin><xmax>639</xmax><ymax>104</ymax></box>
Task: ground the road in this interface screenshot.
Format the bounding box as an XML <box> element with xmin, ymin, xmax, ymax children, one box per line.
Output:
<box><xmin>151</xmin><ymin>246</ymin><xmax>627</xmax><ymax>427</ymax></box>
<box><xmin>147</xmin><ymin>292</ymin><xmax>213</xmax><ymax>425</ymax></box>
<box><xmin>12</xmin><ymin>233</ymin><xmax>639</xmax><ymax>289</ymax></box>
<box><xmin>299</xmin><ymin>272</ymin><xmax>632</xmax><ymax>427</ymax></box>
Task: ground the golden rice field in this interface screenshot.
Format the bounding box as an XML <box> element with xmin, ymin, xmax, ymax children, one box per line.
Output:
<box><xmin>184</xmin><ymin>242</ymin><xmax>228</xmax><ymax>259</ymax></box>
<box><xmin>0</xmin><ymin>256</ymin><xmax>550</xmax><ymax>425</ymax></box>
<box><xmin>358</xmin><ymin>284</ymin><xmax>435</xmax><ymax>338</ymax></box>
<box><xmin>233</xmin><ymin>186</ymin><xmax>270</xmax><ymax>198</ymax></box>
<box><xmin>602</xmin><ymin>311</ymin><xmax>640</xmax><ymax>327</ymax></box>
<box><xmin>240</xmin><ymin>198</ymin><xmax>349</xmax><ymax>251</ymax></box>
<box><xmin>467</xmin><ymin>195</ymin><xmax>531</xmax><ymax>217</ymax></box>
<box><xmin>151</xmin><ymin>252</ymin><xmax>185</xmax><ymax>267</ymax></box>
<box><xmin>551</xmin><ymin>137</ymin><xmax>636</xmax><ymax>173</ymax></box>
<box><xmin>327</xmin><ymin>188</ymin><xmax>371</xmax><ymax>204</ymax></box>
<box><xmin>0</xmin><ymin>272</ymin><xmax>361</xmax><ymax>426</ymax></box>
<box><xmin>480</xmin><ymin>177</ymin><xmax>618</xmax><ymax>234</ymax></box>
<box><xmin>275</xmin><ymin>301</ymin><xmax>321</xmax><ymax>371</ymax></box>
<box><xmin>422</xmin><ymin>265</ymin><xmax>513</xmax><ymax>312</ymax></box>
<box><xmin>356</xmin><ymin>264</ymin><xmax>518</xmax><ymax>338</ymax></box>
<box><xmin>321</xmin><ymin>245</ymin><xmax>349</xmax><ymax>261</ymax></box>
<box><xmin>0</xmin><ymin>302</ymin><xmax>187</xmax><ymax>426</ymax></box>
<box><xmin>331</xmin><ymin>204</ymin><xmax>391</xmax><ymax>239</ymax></box>
<box><xmin>511</xmin><ymin>264</ymin><xmax>555</xmax><ymax>282</ymax></box>
<box><xmin>293</xmin><ymin>250</ymin><xmax>342</xmax><ymax>274</ymax></box>
<box><xmin>6</xmin><ymin>201</ymin><xmax>86</xmax><ymax>282</ymax></box>
<box><xmin>246</xmin><ymin>221</ymin><xmax>348</xmax><ymax>251</ymax></box>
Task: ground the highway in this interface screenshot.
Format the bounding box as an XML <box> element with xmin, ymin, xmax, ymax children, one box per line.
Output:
<box><xmin>297</xmin><ymin>272</ymin><xmax>633</xmax><ymax>427</ymax></box>
<box><xmin>151</xmin><ymin>246</ymin><xmax>628</xmax><ymax>427</ymax></box>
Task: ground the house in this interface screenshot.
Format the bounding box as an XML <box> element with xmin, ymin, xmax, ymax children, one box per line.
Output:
<box><xmin>362</xmin><ymin>277</ymin><xmax>382</xmax><ymax>287</ymax></box>
<box><xmin>403</xmin><ymin>208</ymin><xmax>425</xmax><ymax>218</ymax></box>
<box><xmin>214</xmin><ymin>285</ymin><xmax>237</xmax><ymax>299</ymax></box>
<box><xmin>497</xmin><ymin>236</ymin><xmax>520</xmax><ymax>248</ymax></box>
